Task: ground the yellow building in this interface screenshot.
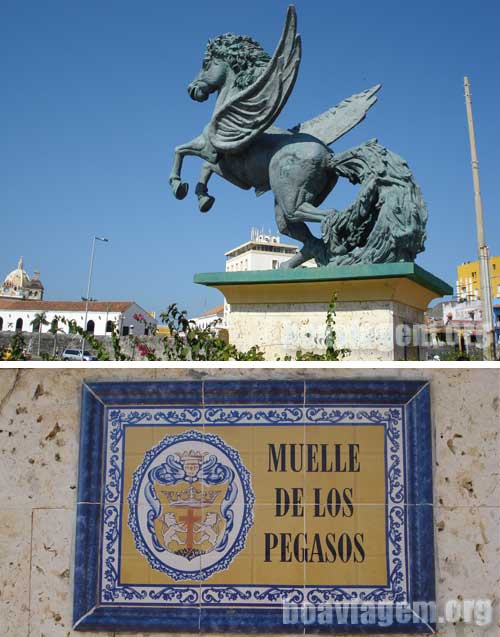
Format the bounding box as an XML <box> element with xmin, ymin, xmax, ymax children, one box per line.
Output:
<box><xmin>457</xmin><ymin>255</ymin><xmax>500</xmax><ymax>302</ymax></box>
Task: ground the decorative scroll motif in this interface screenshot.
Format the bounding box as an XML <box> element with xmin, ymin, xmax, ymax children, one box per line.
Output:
<box><xmin>307</xmin><ymin>587</ymin><xmax>359</xmax><ymax>603</ymax></box>
<box><xmin>201</xmin><ymin>587</ymin><xmax>253</xmax><ymax>603</ymax></box>
<box><xmin>148</xmin><ymin>586</ymin><xmax>200</xmax><ymax>603</ymax></box>
<box><xmin>253</xmin><ymin>586</ymin><xmax>305</xmax><ymax>604</ymax></box>
<box><xmin>205</xmin><ymin>407</ymin><xmax>303</xmax><ymax>424</ymax></box>
<box><xmin>100</xmin><ymin>406</ymin><xmax>407</xmax><ymax>606</ymax></box>
<box><xmin>109</xmin><ymin>408</ymin><xmax>203</xmax><ymax>427</ymax></box>
<box><xmin>305</xmin><ymin>408</ymin><xmax>357</xmax><ymax>423</ymax></box>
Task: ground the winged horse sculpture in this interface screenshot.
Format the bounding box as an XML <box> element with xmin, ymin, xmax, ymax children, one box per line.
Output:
<box><xmin>169</xmin><ymin>5</ymin><xmax>427</xmax><ymax>268</ymax></box>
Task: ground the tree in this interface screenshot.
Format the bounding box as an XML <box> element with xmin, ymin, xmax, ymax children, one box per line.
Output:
<box><xmin>30</xmin><ymin>312</ymin><xmax>48</xmax><ymax>333</ymax></box>
<box><xmin>1</xmin><ymin>331</ymin><xmax>30</xmax><ymax>360</ymax></box>
<box><xmin>30</xmin><ymin>312</ymin><xmax>49</xmax><ymax>358</ymax></box>
<box><xmin>49</xmin><ymin>318</ymin><xmax>59</xmax><ymax>357</ymax></box>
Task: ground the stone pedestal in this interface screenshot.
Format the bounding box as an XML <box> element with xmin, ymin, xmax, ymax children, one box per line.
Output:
<box><xmin>194</xmin><ymin>263</ymin><xmax>453</xmax><ymax>360</ymax></box>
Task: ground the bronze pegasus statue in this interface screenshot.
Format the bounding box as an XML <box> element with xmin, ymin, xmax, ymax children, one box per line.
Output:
<box><xmin>169</xmin><ymin>5</ymin><xmax>427</xmax><ymax>268</ymax></box>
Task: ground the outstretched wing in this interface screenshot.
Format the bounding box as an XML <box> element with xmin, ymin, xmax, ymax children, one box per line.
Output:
<box><xmin>292</xmin><ymin>84</ymin><xmax>382</xmax><ymax>146</ymax></box>
<box><xmin>207</xmin><ymin>6</ymin><xmax>301</xmax><ymax>154</ymax></box>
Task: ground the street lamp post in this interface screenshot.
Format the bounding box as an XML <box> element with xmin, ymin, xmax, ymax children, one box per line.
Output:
<box><xmin>463</xmin><ymin>77</ymin><xmax>496</xmax><ymax>360</ymax></box>
<box><xmin>81</xmin><ymin>236</ymin><xmax>109</xmax><ymax>359</ymax></box>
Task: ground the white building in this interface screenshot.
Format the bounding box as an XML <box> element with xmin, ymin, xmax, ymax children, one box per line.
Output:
<box><xmin>225</xmin><ymin>228</ymin><xmax>316</xmax><ymax>271</ymax></box>
<box><xmin>0</xmin><ymin>299</ymin><xmax>156</xmax><ymax>336</ymax></box>
<box><xmin>0</xmin><ymin>257</ymin><xmax>156</xmax><ymax>336</ymax></box>
<box><xmin>441</xmin><ymin>299</ymin><xmax>482</xmax><ymax>323</ymax></box>
<box><xmin>190</xmin><ymin>304</ymin><xmax>226</xmax><ymax>330</ymax></box>
<box><xmin>192</xmin><ymin>229</ymin><xmax>316</xmax><ymax>327</ymax></box>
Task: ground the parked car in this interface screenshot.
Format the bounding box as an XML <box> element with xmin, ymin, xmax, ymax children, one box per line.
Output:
<box><xmin>61</xmin><ymin>348</ymin><xmax>97</xmax><ymax>361</ymax></box>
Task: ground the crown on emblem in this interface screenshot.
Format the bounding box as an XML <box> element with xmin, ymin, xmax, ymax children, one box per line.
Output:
<box><xmin>162</xmin><ymin>486</ymin><xmax>220</xmax><ymax>507</ymax></box>
<box><xmin>179</xmin><ymin>450</ymin><xmax>206</xmax><ymax>462</ymax></box>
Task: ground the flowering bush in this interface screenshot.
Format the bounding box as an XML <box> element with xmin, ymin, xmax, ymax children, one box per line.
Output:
<box><xmin>137</xmin><ymin>342</ymin><xmax>150</xmax><ymax>357</ymax></box>
<box><xmin>1</xmin><ymin>332</ymin><xmax>31</xmax><ymax>361</ymax></box>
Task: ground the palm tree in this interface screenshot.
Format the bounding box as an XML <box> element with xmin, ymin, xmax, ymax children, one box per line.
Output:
<box><xmin>30</xmin><ymin>312</ymin><xmax>48</xmax><ymax>332</ymax></box>
<box><xmin>49</xmin><ymin>317</ymin><xmax>60</xmax><ymax>358</ymax></box>
<box><xmin>30</xmin><ymin>312</ymin><xmax>48</xmax><ymax>357</ymax></box>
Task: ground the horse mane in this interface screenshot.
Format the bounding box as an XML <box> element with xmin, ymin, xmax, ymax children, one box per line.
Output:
<box><xmin>205</xmin><ymin>34</ymin><xmax>271</xmax><ymax>90</ymax></box>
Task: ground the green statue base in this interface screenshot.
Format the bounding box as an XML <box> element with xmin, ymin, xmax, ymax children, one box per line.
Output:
<box><xmin>194</xmin><ymin>263</ymin><xmax>452</xmax><ymax>360</ymax></box>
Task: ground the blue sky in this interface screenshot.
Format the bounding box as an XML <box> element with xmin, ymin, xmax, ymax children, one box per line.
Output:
<box><xmin>2</xmin><ymin>0</ymin><xmax>500</xmax><ymax>318</ymax></box>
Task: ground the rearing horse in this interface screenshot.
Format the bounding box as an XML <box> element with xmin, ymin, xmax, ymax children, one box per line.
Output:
<box><xmin>169</xmin><ymin>6</ymin><xmax>380</xmax><ymax>267</ymax></box>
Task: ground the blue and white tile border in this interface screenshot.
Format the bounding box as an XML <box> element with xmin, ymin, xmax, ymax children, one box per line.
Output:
<box><xmin>100</xmin><ymin>405</ymin><xmax>406</xmax><ymax>606</ymax></box>
<box><xmin>73</xmin><ymin>379</ymin><xmax>435</xmax><ymax>633</ymax></box>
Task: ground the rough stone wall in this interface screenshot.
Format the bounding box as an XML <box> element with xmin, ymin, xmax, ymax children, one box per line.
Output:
<box><xmin>0</xmin><ymin>368</ymin><xmax>498</xmax><ymax>637</ymax></box>
<box><xmin>0</xmin><ymin>332</ymin><xmax>167</xmax><ymax>360</ymax></box>
<box><xmin>227</xmin><ymin>301</ymin><xmax>424</xmax><ymax>360</ymax></box>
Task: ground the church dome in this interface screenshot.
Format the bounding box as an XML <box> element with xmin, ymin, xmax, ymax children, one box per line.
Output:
<box><xmin>1</xmin><ymin>257</ymin><xmax>44</xmax><ymax>300</ymax></box>
<box><xmin>3</xmin><ymin>257</ymin><xmax>30</xmax><ymax>290</ymax></box>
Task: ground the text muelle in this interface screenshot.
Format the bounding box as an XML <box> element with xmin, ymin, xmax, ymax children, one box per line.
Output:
<box><xmin>268</xmin><ymin>443</ymin><xmax>361</xmax><ymax>473</ymax></box>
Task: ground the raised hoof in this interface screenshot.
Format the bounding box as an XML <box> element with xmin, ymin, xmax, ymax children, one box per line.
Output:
<box><xmin>171</xmin><ymin>179</ymin><xmax>189</xmax><ymax>200</ymax></box>
<box><xmin>198</xmin><ymin>195</ymin><xmax>215</xmax><ymax>213</ymax></box>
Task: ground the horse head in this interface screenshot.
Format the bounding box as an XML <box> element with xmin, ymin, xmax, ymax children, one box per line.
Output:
<box><xmin>188</xmin><ymin>33</ymin><xmax>271</xmax><ymax>102</ymax></box>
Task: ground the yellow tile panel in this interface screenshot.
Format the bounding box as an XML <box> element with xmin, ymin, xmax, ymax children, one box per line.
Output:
<box><xmin>120</xmin><ymin>424</ymin><xmax>388</xmax><ymax>588</ymax></box>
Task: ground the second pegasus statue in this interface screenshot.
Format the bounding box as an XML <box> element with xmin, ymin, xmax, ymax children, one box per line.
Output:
<box><xmin>169</xmin><ymin>6</ymin><xmax>427</xmax><ymax>269</ymax></box>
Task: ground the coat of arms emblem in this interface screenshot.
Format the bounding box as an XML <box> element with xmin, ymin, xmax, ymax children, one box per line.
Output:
<box><xmin>128</xmin><ymin>430</ymin><xmax>254</xmax><ymax>580</ymax></box>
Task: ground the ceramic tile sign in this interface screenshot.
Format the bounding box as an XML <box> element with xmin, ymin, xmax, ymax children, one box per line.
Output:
<box><xmin>73</xmin><ymin>380</ymin><xmax>435</xmax><ymax>634</ymax></box>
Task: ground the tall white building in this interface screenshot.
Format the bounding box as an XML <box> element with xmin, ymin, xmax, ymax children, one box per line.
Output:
<box><xmin>192</xmin><ymin>230</ymin><xmax>316</xmax><ymax>329</ymax></box>
<box><xmin>225</xmin><ymin>228</ymin><xmax>316</xmax><ymax>271</ymax></box>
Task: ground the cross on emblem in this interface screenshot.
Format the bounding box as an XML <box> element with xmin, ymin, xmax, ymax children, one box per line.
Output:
<box><xmin>179</xmin><ymin>507</ymin><xmax>202</xmax><ymax>551</ymax></box>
